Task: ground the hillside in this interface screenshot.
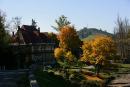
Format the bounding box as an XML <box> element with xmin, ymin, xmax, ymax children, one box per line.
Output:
<box><xmin>77</xmin><ymin>27</ymin><xmax>113</xmax><ymax>39</ymax></box>
<box><xmin>81</xmin><ymin>34</ymin><xmax>97</xmax><ymax>41</ymax></box>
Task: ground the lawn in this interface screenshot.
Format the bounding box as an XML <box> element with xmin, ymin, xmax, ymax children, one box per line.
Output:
<box><xmin>116</xmin><ymin>63</ymin><xmax>130</xmax><ymax>73</ymax></box>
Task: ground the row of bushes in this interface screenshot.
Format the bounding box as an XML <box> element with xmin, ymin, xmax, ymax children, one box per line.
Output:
<box><xmin>35</xmin><ymin>67</ymin><xmax>103</xmax><ymax>87</ymax></box>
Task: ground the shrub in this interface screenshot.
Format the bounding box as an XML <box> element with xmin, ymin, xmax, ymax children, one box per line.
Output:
<box><xmin>69</xmin><ymin>71</ymin><xmax>85</xmax><ymax>82</ymax></box>
<box><xmin>80</xmin><ymin>80</ymin><xmax>101</xmax><ymax>87</ymax></box>
<box><xmin>104</xmin><ymin>76</ymin><xmax>115</xmax><ymax>86</ymax></box>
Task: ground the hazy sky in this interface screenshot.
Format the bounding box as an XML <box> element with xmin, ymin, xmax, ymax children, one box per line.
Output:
<box><xmin>0</xmin><ymin>0</ymin><xmax>130</xmax><ymax>33</ymax></box>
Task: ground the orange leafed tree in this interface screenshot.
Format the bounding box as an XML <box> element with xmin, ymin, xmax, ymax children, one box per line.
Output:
<box><xmin>58</xmin><ymin>25</ymin><xmax>80</xmax><ymax>53</ymax></box>
<box><xmin>54</xmin><ymin>25</ymin><xmax>80</xmax><ymax>64</ymax></box>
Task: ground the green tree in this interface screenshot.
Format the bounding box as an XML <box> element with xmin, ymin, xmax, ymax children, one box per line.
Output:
<box><xmin>52</xmin><ymin>15</ymin><xmax>71</xmax><ymax>31</ymax></box>
<box><xmin>0</xmin><ymin>10</ymin><xmax>9</xmax><ymax>46</ymax></box>
<box><xmin>0</xmin><ymin>10</ymin><xmax>12</xmax><ymax>67</ymax></box>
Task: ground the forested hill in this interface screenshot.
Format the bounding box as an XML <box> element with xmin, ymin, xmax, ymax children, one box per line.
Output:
<box><xmin>77</xmin><ymin>27</ymin><xmax>113</xmax><ymax>39</ymax></box>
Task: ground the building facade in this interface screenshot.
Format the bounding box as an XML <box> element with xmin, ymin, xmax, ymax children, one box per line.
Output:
<box><xmin>11</xmin><ymin>25</ymin><xmax>56</xmax><ymax>66</ymax></box>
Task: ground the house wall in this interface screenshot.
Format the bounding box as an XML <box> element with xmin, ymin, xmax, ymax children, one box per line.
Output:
<box><xmin>9</xmin><ymin>43</ymin><xmax>56</xmax><ymax>68</ymax></box>
<box><xmin>31</xmin><ymin>43</ymin><xmax>56</xmax><ymax>65</ymax></box>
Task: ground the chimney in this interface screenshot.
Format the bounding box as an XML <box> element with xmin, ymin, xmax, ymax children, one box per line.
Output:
<box><xmin>18</xmin><ymin>26</ymin><xmax>20</xmax><ymax>30</ymax></box>
<box><xmin>12</xmin><ymin>31</ymin><xmax>15</xmax><ymax>37</ymax></box>
<box><xmin>38</xmin><ymin>27</ymin><xmax>40</xmax><ymax>33</ymax></box>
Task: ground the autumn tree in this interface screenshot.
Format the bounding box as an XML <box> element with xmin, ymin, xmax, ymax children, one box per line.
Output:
<box><xmin>52</xmin><ymin>15</ymin><xmax>71</xmax><ymax>31</ymax></box>
<box><xmin>65</xmin><ymin>51</ymin><xmax>75</xmax><ymax>62</ymax></box>
<box><xmin>54</xmin><ymin>25</ymin><xmax>80</xmax><ymax>69</ymax></box>
<box><xmin>80</xmin><ymin>40</ymin><xmax>93</xmax><ymax>63</ymax></box>
<box><xmin>54</xmin><ymin>48</ymin><xmax>64</xmax><ymax>60</ymax></box>
<box><xmin>58</xmin><ymin>25</ymin><xmax>81</xmax><ymax>57</ymax></box>
<box><xmin>54</xmin><ymin>47</ymin><xmax>75</xmax><ymax>63</ymax></box>
<box><xmin>81</xmin><ymin>35</ymin><xmax>116</xmax><ymax>74</ymax></box>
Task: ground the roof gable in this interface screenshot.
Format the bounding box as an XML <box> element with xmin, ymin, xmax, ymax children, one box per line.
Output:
<box><xmin>12</xmin><ymin>25</ymin><xmax>52</xmax><ymax>44</ymax></box>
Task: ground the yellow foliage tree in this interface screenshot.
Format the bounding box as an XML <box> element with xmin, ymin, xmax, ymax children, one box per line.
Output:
<box><xmin>93</xmin><ymin>35</ymin><xmax>116</xmax><ymax>64</ymax></box>
<box><xmin>81</xmin><ymin>40</ymin><xmax>94</xmax><ymax>64</ymax></box>
<box><xmin>54</xmin><ymin>48</ymin><xmax>75</xmax><ymax>62</ymax></box>
<box><xmin>65</xmin><ymin>51</ymin><xmax>75</xmax><ymax>62</ymax></box>
<box><xmin>54</xmin><ymin>48</ymin><xmax>64</xmax><ymax>60</ymax></box>
<box><xmin>81</xmin><ymin>35</ymin><xmax>116</xmax><ymax>74</ymax></box>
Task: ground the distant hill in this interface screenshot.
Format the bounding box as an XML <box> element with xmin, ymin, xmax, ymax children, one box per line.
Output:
<box><xmin>77</xmin><ymin>27</ymin><xmax>113</xmax><ymax>40</ymax></box>
<box><xmin>81</xmin><ymin>34</ymin><xmax>97</xmax><ymax>41</ymax></box>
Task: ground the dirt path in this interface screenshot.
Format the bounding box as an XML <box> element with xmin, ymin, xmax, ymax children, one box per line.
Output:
<box><xmin>108</xmin><ymin>74</ymin><xmax>130</xmax><ymax>87</ymax></box>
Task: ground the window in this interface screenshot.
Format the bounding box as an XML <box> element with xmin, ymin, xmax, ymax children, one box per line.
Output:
<box><xmin>45</xmin><ymin>45</ymin><xmax>52</xmax><ymax>50</ymax></box>
<box><xmin>32</xmin><ymin>45</ymin><xmax>41</xmax><ymax>52</ymax></box>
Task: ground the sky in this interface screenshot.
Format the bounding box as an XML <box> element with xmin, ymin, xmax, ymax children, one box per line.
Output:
<box><xmin>0</xmin><ymin>0</ymin><xmax>130</xmax><ymax>33</ymax></box>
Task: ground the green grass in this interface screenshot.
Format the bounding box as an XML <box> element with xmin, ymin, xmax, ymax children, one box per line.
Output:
<box><xmin>120</xmin><ymin>64</ymin><xmax>130</xmax><ymax>68</ymax></box>
<box><xmin>82</xmin><ymin>35</ymin><xmax>96</xmax><ymax>41</ymax></box>
<box><xmin>99</xmin><ymin>63</ymin><xmax>130</xmax><ymax>80</ymax></box>
<box><xmin>117</xmin><ymin>63</ymin><xmax>130</xmax><ymax>73</ymax></box>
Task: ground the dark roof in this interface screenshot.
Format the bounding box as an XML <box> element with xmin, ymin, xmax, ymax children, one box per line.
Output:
<box><xmin>19</xmin><ymin>25</ymin><xmax>52</xmax><ymax>44</ymax></box>
<box><xmin>21</xmin><ymin>25</ymin><xmax>37</xmax><ymax>32</ymax></box>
